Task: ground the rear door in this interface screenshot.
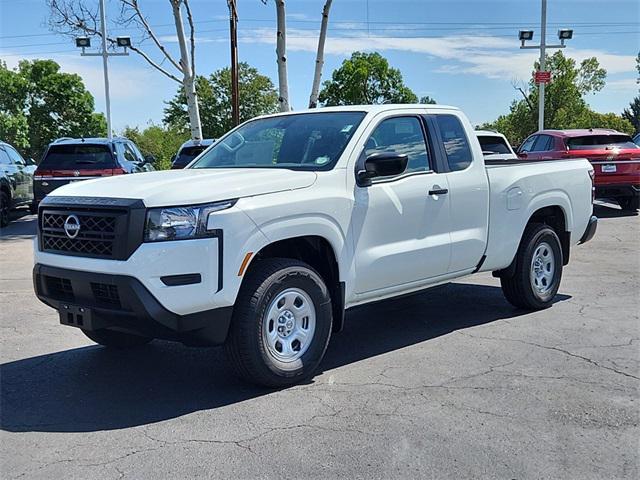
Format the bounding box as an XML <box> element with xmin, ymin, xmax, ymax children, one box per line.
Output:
<box><xmin>529</xmin><ymin>134</ymin><xmax>555</xmax><ymax>160</ymax></box>
<box><xmin>431</xmin><ymin>113</ymin><xmax>490</xmax><ymax>273</ymax></box>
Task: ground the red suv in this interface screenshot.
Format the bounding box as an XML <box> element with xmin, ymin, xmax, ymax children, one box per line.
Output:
<box><xmin>517</xmin><ymin>129</ymin><xmax>640</xmax><ymax>211</ymax></box>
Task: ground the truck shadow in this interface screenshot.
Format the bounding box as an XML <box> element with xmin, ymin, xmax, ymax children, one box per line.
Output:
<box><xmin>0</xmin><ymin>213</ymin><xmax>37</xmax><ymax>240</ymax></box>
<box><xmin>0</xmin><ymin>283</ymin><xmax>570</xmax><ymax>433</ymax></box>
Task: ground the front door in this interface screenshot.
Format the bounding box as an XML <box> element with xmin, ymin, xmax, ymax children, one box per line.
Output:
<box><xmin>352</xmin><ymin>115</ymin><xmax>452</xmax><ymax>294</ymax></box>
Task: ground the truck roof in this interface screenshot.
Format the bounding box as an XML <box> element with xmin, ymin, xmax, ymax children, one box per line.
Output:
<box><xmin>539</xmin><ymin>128</ymin><xmax>627</xmax><ymax>138</ymax></box>
<box><xmin>255</xmin><ymin>104</ymin><xmax>460</xmax><ymax>120</ymax></box>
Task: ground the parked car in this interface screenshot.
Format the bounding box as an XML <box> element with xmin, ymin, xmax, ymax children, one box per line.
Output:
<box><xmin>33</xmin><ymin>105</ymin><xmax>596</xmax><ymax>387</ymax></box>
<box><xmin>33</xmin><ymin>137</ymin><xmax>155</xmax><ymax>209</ymax></box>
<box><xmin>171</xmin><ymin>139</ymin><xmax>215</xmax><ymax>169</ymax></box>
<box><xmin>475</xmin><ymin>130</ymin><xmax>517</xmax><ymax>161</ymax></box>
<box><xmin>517</xmin><ymin>129</ymin><xmax>640</xmax><ymax>211</ymax></box>
<box><xmin>1</xmin><ymin>141</ymin><xmax>36</xmax><ymax>227</ymax></box>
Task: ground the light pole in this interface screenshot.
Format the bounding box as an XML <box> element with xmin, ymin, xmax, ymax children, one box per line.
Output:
<box><xmin>75</xmin><ymin>0</ymin><xmax>130</xmax><ymax>140</ymax></box>
<box><xmin>519</xmin><ymin>0</ymin><xmax>573</xmax><ymax>131</ymax></box>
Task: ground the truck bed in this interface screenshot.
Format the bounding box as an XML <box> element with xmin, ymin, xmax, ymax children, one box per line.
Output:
<box><xmin>481</xmin><ymin>158</ymin><xmax>594</xmax><ymax>272</ymax></box>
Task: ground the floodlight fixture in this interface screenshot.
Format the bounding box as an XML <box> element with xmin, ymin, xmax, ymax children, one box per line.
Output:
<box><xmin>75</xmin><ymin>36</ymin><xmax>91</xmax><ymax>48</ymax></box>
<box><xmin>116</xmin><ymin>36</ymin><xmax>131</xmax><ymax>48</ymax></box>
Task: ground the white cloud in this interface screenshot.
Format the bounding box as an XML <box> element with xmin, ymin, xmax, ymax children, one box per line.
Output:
<box><xmin>1</xmin><ymin>52</ymin><xmax>157</xmax><ymax>102</ymax></box>
<box><xmin>237</xmin><ymin>28</ymin><xmax>637</xmax><ymax>81</ymax></box>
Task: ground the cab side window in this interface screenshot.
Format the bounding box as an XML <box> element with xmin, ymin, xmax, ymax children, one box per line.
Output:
<box><xmin>435</xmin><ymin>114</ymin><xmax>473</xmax><ymax>171</ymax></box>
<box><xmin>364</xmin><ymin>116</ymin><xmax>430</xmax><ymax>179</ymax></box>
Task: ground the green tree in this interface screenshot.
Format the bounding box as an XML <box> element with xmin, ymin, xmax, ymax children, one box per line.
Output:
<box><xmin>621</xmin><ymin>52</ymin><xmax>640</xmax><ymax>133</ymax></box>
<box><xmin>121</xmin><ymin>123</ymin><xmax>188</xmax><ymax>170</ymax></box>
<box><xmin>164</xmin><ymin>62</ymin><xmax>278</xmax><ymax>138</ymax></box>
<box><xmin>482</xmin><ymin>51</ymin><xmax>632</xmax><ymax>145</ymax></box>
<box><xmin>0</xmin><ymin>59</ymin><xmax>106</xmax><ymax>159</ymax></box>
<box><xmin>419</xmin><ymin>95</ymin><xmax>437</xmax><ymax>104</ymax></box>
<box><xmin>318</xmin><ymin>52</ymin><xmax>418</xmax><ymax>106</ymax></box>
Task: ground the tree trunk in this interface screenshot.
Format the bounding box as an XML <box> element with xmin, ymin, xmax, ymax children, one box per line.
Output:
<box><xmin>171</xmin><ymin>0</ymin><xmax>202</xmax><ymax>141</ymax></box>
<box><xmin>309</xmin><ymin>0</ymin><xmax>332</xmax><ymax>109</ymax></box>
<box><xmin>275</xmin><ymin>0</ymin><xmax>290</xmax><ymax>112</ymax></box>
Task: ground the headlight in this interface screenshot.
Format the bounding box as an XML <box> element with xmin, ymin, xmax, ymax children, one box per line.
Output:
<box><xmin>144</xmin><ymin>200</ymin><xmax>236</xmax><ymax>242</ymax></box>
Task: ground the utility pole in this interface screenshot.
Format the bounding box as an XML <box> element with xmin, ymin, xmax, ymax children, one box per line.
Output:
<box><xmin>75</xmin><ymin>0</ymin><xmax>130</xmax><ymax>140</ymax></box>
<box><xmin>228</xmin><ymin>0</ymin><xmax>240</xmax><ymax>126</ymax></box>
<box><xmin>519</xmin><ymin>0</ymin><xmax>573</xmax><ymax>131</ymax></box>
<box><xmin>538</xmin><ymin>0</ymin><xmax>547</xmax><ymax>131</ymax></box>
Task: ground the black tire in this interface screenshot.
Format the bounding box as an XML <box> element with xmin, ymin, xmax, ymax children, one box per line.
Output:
<box><xmin>0</xmin><ymin>191</ymin><xmax>10</xmax><ymax>228</ymax></box>
<box><xmin>619</xmin><ymin>196</ymin><xmax>639</xmax><ymax>211</ymax></box>
<box><xmin>500</xmin><ymin>223</ymin><xmax>563</xmax><ymax>310</ymax></box>
<box><xmin>29</xmin><ymin>202</ymin><xmax>38</xmax><ymax>215</ymax></box>
<box><xmin>83</xmin><ymin>329</ymin><xmax>152</xmax><ymax>348</ymax></box>
<box><xmin>224</xmin><ymin>258</ymin><xmax>333</xmax><ymax>388</ymax></box>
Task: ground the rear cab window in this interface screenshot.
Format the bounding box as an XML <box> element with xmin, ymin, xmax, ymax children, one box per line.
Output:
<box><xmin>566</xmin><ymin>135</ymin><xmax>639</xmax><ymax>150</ymax></box>
<box><xmin>40</xmin><ymin>144</ymin><xmax>116</xmax><ymax>170</ymax></box>
<box><xmin>478</xmin><ymin>136</ymin><xmax>511</xmax><ymax>154</ymax></box>
<box><xmin>435</xmin><ymin>114</ymin><xmax>473</xmax><ymax>171</ymax></box>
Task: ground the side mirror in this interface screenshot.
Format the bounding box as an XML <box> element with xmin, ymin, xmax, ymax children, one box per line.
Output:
<box><xmin>26</xmin><ymin>157</ymin><xmax>37</xmax><ymax>166</ymax></box>
<box><xmin>357</xmin><ymin>152</ymin><xmax>408</xmax><ymax>186</ymax></box>
<box><xmin>518</xmin><ymin>151</ymin><xmax>528</xmax><ymax>159</ymax></box>
<box><xmin>143</xmin><ymin>154</ymin><xmax>156</xmax><ymax>164</ymax></box>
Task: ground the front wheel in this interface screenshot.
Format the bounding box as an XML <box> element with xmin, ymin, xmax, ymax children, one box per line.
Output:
<box><xmin>500</xmin><ymin>223</ymin><xmax>563</xmax><ymax>310</ymax></box>
<box><xmin>83</xmin><ymin>329</ymin><xmax>152</xmax><ymax>348</ymax></box>
<box><xmin>225</xmin><ymin>258</ymin><xmax>333</xmax><ymax>387</ymax></box>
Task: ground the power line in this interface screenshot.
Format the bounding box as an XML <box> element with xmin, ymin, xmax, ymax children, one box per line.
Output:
<box><xmin>0</xmin><ymin>18</ymin><xmax>637</xmax><ymax>40</ymax></box>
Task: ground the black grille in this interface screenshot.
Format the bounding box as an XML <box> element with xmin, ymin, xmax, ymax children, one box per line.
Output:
<box><xmin>91</xmin><ymin>282</ymin><xmax>121</xmax><ymax>307</ymax></box>
<box><xmin>41</xmin><ymin>211</ymin><xmax>120</xmax><ymax>258</ymax></box>
<box><xmin>44</xmin><ymin>275</ymin><xmax>74</xmax><ymax>302</ymax></box>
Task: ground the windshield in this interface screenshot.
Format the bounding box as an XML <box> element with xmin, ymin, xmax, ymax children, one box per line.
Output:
<box><xmin>567</xmin><ymin>135</ymin><xmax>639</xmax><ymax>150</ymax></box>
<box><xmin>174</xmin><ymin>145</ymin><xmax>209</xmax><ymax>167</ymax></box>
<box><xmin>40</xmin><ymin>144</ymin><xmax>116</xmax><ymax>169</ymax></box>
<box><xmin>477</xmin><ymin>136</ymin><xmax>512</xmax><ymax>154</ymax></box>
<box><xmin>190</xmin><ymin>112</ymin><xmax>366</xmax><ymax>171</ymax></box>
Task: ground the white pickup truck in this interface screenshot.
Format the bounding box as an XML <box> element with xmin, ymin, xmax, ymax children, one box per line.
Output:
<box><xmin>33</xmin><ymin>105</ymin><xmax>597</xmax><ymax>386</ymax></box>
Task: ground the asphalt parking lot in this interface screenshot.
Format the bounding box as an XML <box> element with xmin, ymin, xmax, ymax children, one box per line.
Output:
<box><xmin>0</xmin><ymin>202</ymin><xmax>638</xmax><ymax>479</ymax></box>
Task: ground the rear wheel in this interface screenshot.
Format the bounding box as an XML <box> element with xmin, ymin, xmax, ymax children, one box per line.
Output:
<box><xmin>500</xmin><ymin>223</ymin><xmax>563</xmax><ymax>310</ymax></box>
<box><xmin>619</xmin><ymin>196</ymin><xmax>639</xmax><ymax>211</ymax></box>
<box><xmin>225</xmin><ymin>258</ymin><xmax>333</xmax><ymax>387</ymax></box>
<box><xmin>0</xmin><ymin>191</ymin><xmax>10</xmax><ymax>228</ymax></box>
<box><xmin>83</xmin><ymin>329</ymin><xmax>152</xmax><ymax>349</ymax></box>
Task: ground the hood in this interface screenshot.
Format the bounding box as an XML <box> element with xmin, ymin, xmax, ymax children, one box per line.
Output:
<box><xmin>47</xmin><ymin>168</ymin><xmax>317</xmax><ymax>207</ymax></box>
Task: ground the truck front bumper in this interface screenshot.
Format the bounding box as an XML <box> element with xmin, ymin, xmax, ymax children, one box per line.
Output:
<box><xmin>33</xmin><ymin>264</ymin><xmax>233</xmax><ymax>345</ymax></box>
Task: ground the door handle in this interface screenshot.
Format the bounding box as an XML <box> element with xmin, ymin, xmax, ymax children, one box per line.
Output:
<box><xmin>428</xmin><ymin>188</ymin><xmax>448</xmax><ymax>195</ymax></box>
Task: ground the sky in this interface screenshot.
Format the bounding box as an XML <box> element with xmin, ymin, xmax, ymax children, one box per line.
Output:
<box><xmin>1</xmin><ymin>0</ymin><xmax>638</xmax><ymax>132</ymax></box>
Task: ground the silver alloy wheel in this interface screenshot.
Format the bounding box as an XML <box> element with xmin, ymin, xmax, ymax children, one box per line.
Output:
<box><xmin>262</xmin><ymin>287</ymin><xmax>316</xmax><ymax>363</ymax></box>
<box><xmin>530</xmin><ymin>241</ymin><xmax>555</xmax><ymax>294</ymax></box>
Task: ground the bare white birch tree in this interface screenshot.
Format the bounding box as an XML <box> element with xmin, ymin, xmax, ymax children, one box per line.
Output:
<box><xmin>47</xmin><ymin>0</ymin><xmax>203</xmax><ymax>141</ymax></box>
<box><xmin>308</xmin><ymin>0</ymin><xmax>332</xmax><ymax>108</ymax></box>
<box><xmin>261</xmin><ymin>0</ymin><xmax>290</xmax><ymax>111</ymax></box>
<box><xmin>275</xmin><ymin>0</ymin><xmax>290</xmax><ymax>111</ymax></box>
